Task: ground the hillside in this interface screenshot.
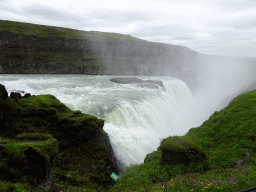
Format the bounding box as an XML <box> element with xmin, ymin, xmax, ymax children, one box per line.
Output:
<box><xmin>108</xmin><ymin>88</ymin><xmax>256</xmax><ymax>192</ymax></box>
<box><xmin>0</xmin><ymin>20</ymin><xmax>200</xmax><ymax>92</ymax></box>
<box><xmin>1</xmin><ymin>20</ymin><xmax>256</xmax><ymax>93</ymax></box>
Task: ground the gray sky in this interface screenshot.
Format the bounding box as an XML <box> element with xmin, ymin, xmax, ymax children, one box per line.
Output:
<box><xmin>0</xmin><ymin>0</ymin><xmax>256</xmax><ymax>57</ymax></box>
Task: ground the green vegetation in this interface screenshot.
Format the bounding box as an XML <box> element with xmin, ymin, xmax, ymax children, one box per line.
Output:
<box><xmin>2</xmin><ymin>85</ymin><xmax>254</xmax><ymax>192</ymax></box>
<box><xmin>1</xmin><ymin>85</ymin><xmax>256</xmax><ymax>192</ymax></box>
<box><xmin>0</xmin><ymin>19</ymin><xmax>166</xmax><ymax>75</ymax></box>
<box><xmin>15</xmin><ymin>133</ymin><xmax>53</xmax><ymax>141</ymax></box>
<box><xmin>0</xmin><ymin>89</ymin><xmax>116</xmax><ymax>192</ymax></box>
<box><xmin>0</xmin><ymin>19</ymin><xmax>147</xmax><ymax>42</ymax></box>
<box><xmin>105</xmin><ymin>89</ymin><xmax>256</xmax><ymax>192</ymax></box>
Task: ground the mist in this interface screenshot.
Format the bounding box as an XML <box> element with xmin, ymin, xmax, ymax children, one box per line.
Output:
<box><xmin>185</xmin><ymin>55</ymin><xmax>256</xmax><ymax>128</ymax></box>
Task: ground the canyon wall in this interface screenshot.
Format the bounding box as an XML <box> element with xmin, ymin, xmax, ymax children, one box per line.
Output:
<box><xmin>0</xmin><ymin>20</ymin><xmax>255</xmax><ymax>93</ymax></box>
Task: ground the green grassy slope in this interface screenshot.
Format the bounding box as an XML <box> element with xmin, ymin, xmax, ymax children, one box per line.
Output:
<box><xmin>0</xmin><ymin>19</ymin><xmax>148</xmax><ymax>42</ymax></box>
<box><xmin>108</xmin><ymin>89</ymin><xmax>256</xmax><ymax>192</ymax></box>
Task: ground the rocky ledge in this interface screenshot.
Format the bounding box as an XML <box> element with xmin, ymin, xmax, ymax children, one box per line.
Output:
<box><xmin>110</xmin><ymin>77</ymin><xmax>166</xmax><ymax>90</ymax></box>
<box><xmin>0</xmin><ymin>84</ymin><xmax>118</xmax><ymax>191</ymax></box>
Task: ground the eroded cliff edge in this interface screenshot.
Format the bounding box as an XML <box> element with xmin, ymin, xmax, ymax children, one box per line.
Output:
<box><xmin>0</xmin><ymin>20</ymin><xmax>200</xmax><ymax>91</ymax></box>
<box><xmin>1</xmin><ymin>20</ymin><xmax>256</xmax><ymax>93</ymax></box>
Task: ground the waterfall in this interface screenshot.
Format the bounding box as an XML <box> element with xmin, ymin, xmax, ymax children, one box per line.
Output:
<box><xmin>103</xmin><ymin>79</ymin><xmax>194</xmax><ymax>176</ymax></box>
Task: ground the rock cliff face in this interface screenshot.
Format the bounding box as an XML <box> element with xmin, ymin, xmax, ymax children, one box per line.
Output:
<box><xmin>1</xmin><ymin>20</ymin><xmax>256</xmax><ymax>93</ymax></box>
<box><xmin>0</xmin><ymin>20</ymin><xmax>200</xmax><ymax>91</ymax></box>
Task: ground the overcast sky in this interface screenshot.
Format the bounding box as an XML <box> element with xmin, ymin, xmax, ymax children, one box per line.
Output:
<box><xmin>0</xmin><ymin>0</ymin><xmax>256</xmax><ymax>57</ymax></box>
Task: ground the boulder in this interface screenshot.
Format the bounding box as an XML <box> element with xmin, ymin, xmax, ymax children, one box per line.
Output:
<box><xmin>110</xmin><ymin>77</ymin><xmax>144</xmax><ymax>84</ymax></box>
<box><xmin>145</xmin><ymin>80</ymin><xmax>164</xmax><ymax>88</ymax></box>
<box><xmin>0</xmin><ymin>133</ymin><xmax>58</xmax><ymax>186</ymax></box>
<box><xmin>0</xmin><ymin>84</ymin><xmax>8</xmax><ymax>100</ymax></box>
<box><xmin>23</xmin><ymin>93</ymin><xmax>32</xmax><ymax>99</ymax></box>
<box><xmin>158</xmin><ymin>136</ymin><xmax>209</xmax><ymax>169</ymax></box>
<box><xmin>10</xmin><ymin>92</ymin><xmax>22</xmax><ymax>101</ymax></box>
<box><xmin>136</xmin><ymin>83</ymin><xmax>160</xmax><ymax>89</ymax></box>
<box><xmin>110</xmin><ymin>77</ymin><xmax>165</xmax><ymax>90</ymax></box>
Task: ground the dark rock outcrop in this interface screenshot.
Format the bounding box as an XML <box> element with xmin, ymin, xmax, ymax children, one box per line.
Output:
<box><xmin>23</xmin><ymin>93</ymin><xmax>32</xmax><ymax>99</ymax></box>
<box><xmin>0</xmin><ymin>84</ymin><xmax>8</xmax><ymax>100</ymax></box>
<box><xmin>0</xmin><ymin>133</ymin><xmax>58</xmax><ymax>187</ymax></box>
<box><xmin>10</xmin><ymin>92</ymin><xmax>22</xmax><ymax>101</ymax></box>
<box><xmin>110</xmin><ymin>77</ymin><xmax>165</xmax><ymax>90</ymax></box>
<box><xmin>0</xmin><ymin>83</ymin><xmax>118</xmax><ymax>191</ymax></box>
<box><xmin>136</xmin><ymin>83</ymin><xmax>160</xmax><ymax>89</ymax></box>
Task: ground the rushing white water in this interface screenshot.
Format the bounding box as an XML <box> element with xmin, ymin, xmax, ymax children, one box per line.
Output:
<box><xmin>1</xmin><ymin>72</ymin><xmax>255</xmax><ymax>177</ymax></box>
<box><xmin>0</xmin><ymin>75</ymin><xmax>196</xmax><ymax>174</ymax></box>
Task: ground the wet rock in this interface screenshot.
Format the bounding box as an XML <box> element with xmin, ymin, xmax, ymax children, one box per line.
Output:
<box><xmin>10</xmin><ymin>92</ymin><xmax>22</xmax><ymax>101</ymax></box>
<box><xmin>110</xmin><ymin>77</ymin><xmax>165</xmax><ymax>90</ymax></box>
<box><xmin>145</xmin><ymin>80</ymin><xmax>164</xmax><ymax>88</ymax></box>
<box><xmin>136</xmin><ymin>83</ymin><xmax>160</xmax><ymax>89</ymax></box>
<box><xmin>110</xmin><ymin>77</ymin><xmax>144</xmax><ymax>84</ymax></box>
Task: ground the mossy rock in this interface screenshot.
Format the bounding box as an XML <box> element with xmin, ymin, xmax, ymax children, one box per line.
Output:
<box><xmin>0</xmin><ymin>97</ymin><xmax>17</xmax><ymax>111</ymax></box>
<box><xmin>158</xmin><ymin>136</ymin><xmax>209</xmax><ymax>168</ymax></box>
<box><xmin>0</xmin><ymin>86</ymin><xmax>118</xmax><ymax>191</ymax></box>
<box><xmin>4</xmin><ymin>136</ymin><xmax>58</xmax><ymax>164</ymax></box>
<box><xmin>0</xmin><ymin>136</ymin><xmax>58</xmax><ymax>185</ymax></box>
<box><xmin>15</xmin><ymin>133</ymin><xmax>53</xmax><ymax>141</ymax></box>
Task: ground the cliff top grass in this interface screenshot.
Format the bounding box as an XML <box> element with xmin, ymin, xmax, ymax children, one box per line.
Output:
<box><xmin>19</xmin><ymin>94</ymin><xmax>92</xmax><ymax>119</ymax></box>
<box><xmin>0</xmin><ymin>19</ymin><xmax>148</xmax><ymax>42</ymax></box>
<box><xmin>108</xmin><ymin>89</ymin><xmax>256</xmax><ymax>192</ymax></box>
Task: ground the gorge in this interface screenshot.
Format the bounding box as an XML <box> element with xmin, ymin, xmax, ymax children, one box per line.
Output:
<box><xmin>1</xmin><ymin>20</ymin><xmax>256</xmax><ymax>192</ymax></box>
<box><xmin>1</xmin><ymin>19</ymin><xmax>256</xmax><ymax>94</ymax></box>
